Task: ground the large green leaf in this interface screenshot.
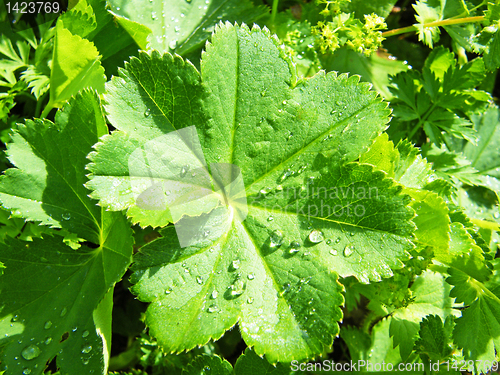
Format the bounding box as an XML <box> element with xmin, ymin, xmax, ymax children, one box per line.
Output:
<box><xmin>87</xmin><ymin>23</ymin><xmax>416</xmax><ymax>362</ymax></box>
<box><xmin>107</xmin><ymin>0</ymin><xmax>268</xmax><ymax>55</ymax></box>
<box><xmin>0</xmin><ymin>91</ymin><xmax>133</xmax><ymax>374</ymax></box>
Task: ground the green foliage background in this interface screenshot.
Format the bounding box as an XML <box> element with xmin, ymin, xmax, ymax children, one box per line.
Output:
<box><xmin>0</xmin><ymin>0</ymin><xmax>499</xmax><ymax>374</ymax></box>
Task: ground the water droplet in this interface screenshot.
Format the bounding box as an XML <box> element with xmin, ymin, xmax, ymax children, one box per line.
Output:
<box><xmin>229</xmin><ymin>279</ymin><xmax>246</xmax><ymax>297</ymax></box>
<box><xmin>44</xmin><ymin>337</ymin><xmax>52</xmax><ymax>345</ymax></box>
<box><xmin>260</xmin><ymin>91</ymin><xmax>266</xmax><ymax>97</ymax></box>
<box><xmin>335</xmin><ymin>237</ymin><xmax>341</xmax><ymax>243</ymax></box>
<box><xmin>329</xmin><ymin>248</ymin><xmax>338</xmax><ymax>256</ymax></box>
<box><xmin>72</xmin><ymin>326</ymin><xmax>77</xmax><ymax>332</ymax></box>
<box><xmin>260</xmin><ymin>187</ymin><xmax>272</xmax><ymax>195</ymax></box>
<box><xmin>247</xmin><ymin>297</ymin><xmax>254</xmax><ymax>304</ymax></box>
<box><xmin>211</xmin><ymin>290</ymin><xmax>218</xmax><ymax>299</ymax></box>
<box><xmin>232</xmin><ymin>259</ymin><xmax>240</xmax><ymax>270</ymax></box>
<box><xmin>169</xmin><ymin>39</ymin><xmax>178</xmax><ymax>50</ymax></box>
<box><xmin>82</xmin><ymin>357</ymin><xmax>89</xmax><ymax>365</ymax></box>
<box><xmin>82</xmin><ymin>330</ymin><xmax>89</xmax><ymax>338</ymax></box>
<box><xmin>267</xmin><ymin>216</ymin><xmax>274</xmax><ymax>222</ymax></box>
<box><xmin>196</xmin><ymin>276</ymin><xmax>203</xmax><ymax>284</ymax></box>
<box><xmin>280</xmin><ymin>168</ymin><xmax>292</xmax><ymax>181</ymax></box>
<box><xmin>270</xmin><ymin>230</ymin><xmax>284</xmax><ymax>247</ymax></box>
<box><xmin>247</xmin><ymin>273</ymin><xmax>255</xmax><ymax>280</ymax></box>
<box><xmin>350</xmin><ymin>232</ymin><xmax>355</xmax><ymax>236</ymax></box>
<box><xmin>23</xmin><ymin>369</ymin><xmax>31</xmax><ymax>374</ymax></box>
<box><xmin>344</xmin><ymin>244</ymin><xmax>355</xmax><ymax>257</ymax></box>
<box><xmin>81</xmin><ymin>345</ymin><xmax>92</xmax><ymax>354</ymax></box>
<box><xmin>60</xmin><ymin>307</ymin><xmax>67</xmax><ymax>317</ymax></box>
<box><xmin>21</xmin><ymin>345</ymin><xmax>41</xmax><ymax>360</ymax></box>
<box><xmin>282</xmin><ymin>100</ymin><xmax>287</xmax><ymax>105</ymax></box>
<box><xmin>11</xmin><ymin>315</ymin><xmax>19</xmax><ymax>322</ymax></box>
<box><xmin>165</xmin><ymin>289</ymin><xmax>171</xmax><ymax>294</ymax></box>
<box><xmin>44</xmin><ymin>321</ymin><xmax>52</xmax><ymax>329</ymax></box>
<box><xmin>287</xmin><ymin>132</ymin><xmax>293</xmax><ymax>140</ymax></box>
<box><xmin>308</xmin><ymin>230</ymin><xmax>324</xmax><ymax>243</ymax></box>
<box><xmin>180</xmin><ymin>165</ymin><xmax>190</xmax><ymax>177</ymax></box>
<box><xmin>289</xmin><ymin>241</ymin><xmax>301</xmax><ymax>253</ymax></box>
<box><xmin>144</xmin><ymin>109</ymin><xmax>151</xmax><ymax>117</ymax></box>
<box><xmin>326</xmin><ymin>239</ymin><xmax>332</xmax><ymax>245</ymax></box>
<box><xmin>61</xmin><ymin>213</ymin><xmax>71</xmax><ymax>220</ymax></box>
<box><xmin>207</xmin><ymin>304</ymin><xmax>218</xmax><ymax>313</ymax></box>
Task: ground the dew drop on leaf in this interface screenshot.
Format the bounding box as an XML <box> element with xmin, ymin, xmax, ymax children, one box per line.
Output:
<box><xmin>344</xmin><ymin>244</ymin><xmax>355</xmax><ymax>257</ymax></box>
<box><xmin>44</xmin><ymin>321</ymin><xmax>52</xmax><ymax>329</ymax></box>
<box><xmin>21</xmin><ymin>345</ymin><xmax>41</xmax><ymax>360</ymax></box>
<box><xmin>247</xmin><ymin>273</ymin><xmax>255</xmax><ymax>280</ymax></box>
<box><xmin>229</xmin><ymin>279</ymin><xmax>246</xmax><ymax>297</ymax></box>
<box><xmin>11</xmin><ymin>315</ymin><xmax>18</xmax><ymax>322</ymax></box>
<box><xmin>180</xmin><ymin>165</ymin><xmax>190</xmax><ymax>177</ymax></box>
<box><xmin>232</xmin><ymin>259</ymin><xmax>241</xmax><ymax>270</ymax></box>
<box><xmin>60</xmin><ymin>307</ymin><xmax>67</xmax><ymax>317</ymax></box>
<box><xmin>81</xmin><ymin>345</ymin><xmax>92</xmax><ymax>354</ymax></box>
<box><xmin>335</xmin><ymin>237</ymin><xmax>341</xmax><ymax>243</ymax></box>
<box><xmin>270</xmin><ymin>230</ymin><xmax>284</xmax><ymax>247</ymax></box>
<box><xmin>267</xmin><ymin>216</ymin><xmax>274</xmax><ymax>222</ymax></box>
<box><xmin>61</xmin><ymin>213</ymin><xmax>71</xmax><ymax>220</ymax></box>
<box><xmin>144</xmin><ymin>109</ymin><xmax>151</xmax><ymax>117</ymax></box>
<box><xmin>196</xmin><ymin>276</ymin><xmax>203</xmax><ymax>285</ymax></box>
<box><xmin>308</xmin><ymin>230</ymin><xmax>324</xmax><ymax>243</ymax></box>
<box><xmin>82</xmin><ymin>330</ymin><xmax>89</xmax><ymax>338</ymax></box>
<box><xmin>247</xmin><ymin>297</ymin><xmax>254</xmax><ymax>304</ymax></box>
<box><xmin>289</xmin><ymin>241</ymin><xmax>301</xmax><ymax>253</ymax></box>
<box><xmin>211</xmin><ymin>290</ymin><xmax>218</xmax><ymax>299</ymax></box>
<box><xmin>44</xmin><ymin>337</ymin><xmax>52</xmax><ymax>345</ymax></box>
<box><xmin>23</xmin><ymin>368</ymin><xmax>31</xmax><ymax>374</ymax></box>
<box><xmin>260</xmin><ymin>187</ymin><xmax>272</xmax><ymax>195</ymax></box>
<box><xmin>329</xmin><ymin>248</ymin><xmax>338</xmax><ymax>256</ymax></box>
<box><xmin>207</xmin><ymin>304</ymin><xmax>218</xmax><ymax>313</ymax></box>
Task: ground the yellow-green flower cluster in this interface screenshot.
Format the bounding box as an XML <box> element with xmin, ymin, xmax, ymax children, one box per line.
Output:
<box><xmin>312</xmin><ymin>12</ymin><xmax>387</xmax><ymax>56</ymax></box>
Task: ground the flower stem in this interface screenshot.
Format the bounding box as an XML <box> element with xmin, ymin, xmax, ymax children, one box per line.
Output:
<box><xmin>382</xmin><ymin>15</ymin><xmax>485</xmax><ymax>38</ymax></box>
<box><xmin>271</xmin><ymin>0</ymin><xmax>279</xmax><ymax>26</ymax></box>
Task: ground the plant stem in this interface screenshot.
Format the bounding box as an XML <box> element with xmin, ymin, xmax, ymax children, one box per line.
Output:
<box><xmin>271</xmin><ymin>0</ymin><xmax>279</xmax><ymax>26</ymax></box>
<box><xmin>40</xmin><ymin>101</ymin><xmax>53</xmax><ymax>119</ymax></box>
<box><xmin>34</xmin><ymin>91</ymin><xmax>48</xmax><ymax>118</ymax></box>
<box><xmin>382</xmin><ymin>15</ymin><xmax>485</xmax><ymax>38</ymax></box>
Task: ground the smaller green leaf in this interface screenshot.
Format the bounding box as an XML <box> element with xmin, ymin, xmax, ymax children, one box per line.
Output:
<box><xmin>57</xmin><ymin>0</ymin><xmax>97</xmax><ymax>38</ymax></box>
<box><xmin>342</xmin><ymin>318</ymin><xmax>402</xmax><ymax>366</ymax></box>
<box><xmin>360</xmin><ymin>133</ymin><xmax>399</xmax><ymax>177</ymax></box>
<box><xmin>108</xmin><ymin>0</ymin><xmax>268</xmax><ymax>55</ymax></box>
<box><xmin>389</xmin><ymin>270</ymin><xmax>458</xmax><ymax>361</ymax></box>
<box><xmin>0</xmin><ymin>90</ymin><xmax>107</xmax><ymax>243</ymax></box>
<box><xmin>182</xmin><ymin>354</ymin><xmax>232</xmax><ymax>375</ymax></box>
<box><xmin>413</xmin><ymin>0</ymin><xmax>468</xmax><ymax>47</ymax></box>
<box><xmin>414</xmin><ymin>315</ymin><xmax>453</xmax><ymax>362</ymax></box>
<box><xmin>234</xmin><ymin>348</ymin><xmax>290</xmax><ymax>375</ymax></box>
<box><xmin>453</xmin><ymin>294</ymin><xmax>500</xmax><ymax>373</ymax></box>
<box><xmin>464</xmin><ymin>105</ymin><xmax>500</xmax><ymax>179</ymax></box>
<box><xmin>49</xmin><ymin>24</ymin><xmax>105</xmax><ymax>109</ymax></box>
